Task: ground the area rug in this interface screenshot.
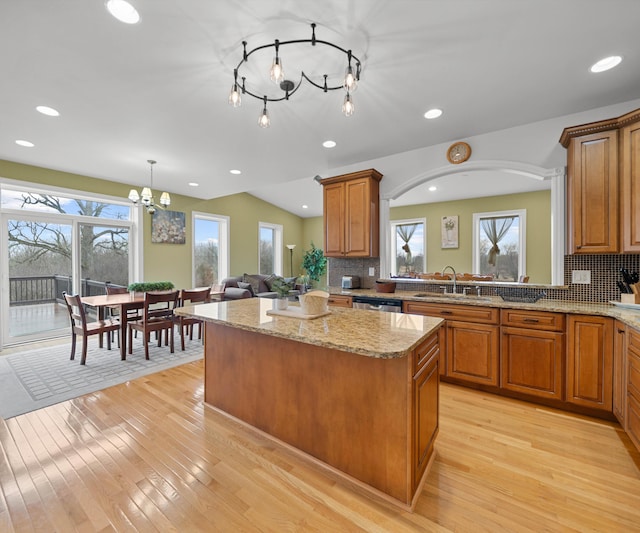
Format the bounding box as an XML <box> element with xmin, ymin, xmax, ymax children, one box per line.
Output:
<box><xmin>0</xmin><ymin>337</ymin><xmax>203</xmax><ymax>419</ymax></box>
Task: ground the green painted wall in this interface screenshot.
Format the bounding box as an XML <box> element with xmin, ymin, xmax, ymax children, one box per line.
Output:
<box><xmin>390</xmin><ymin>190</ymin><xmax>551</xmax><ymax>283</ymax></box>
<box><xmin>302</xmin><ymin>216</ymin><xmax>327</xmax><ymax>287</ymax></box>
<box><xmin>0</xmin><ymin>160</ymin><xmax>304</xmax><ymax>289</ymax></box>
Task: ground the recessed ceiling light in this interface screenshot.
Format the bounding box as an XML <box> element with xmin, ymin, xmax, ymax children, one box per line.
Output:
<box><xmin>424</xmin><ymin>108</ymin><xmax>443</xmax><ymax>119</ymax></box>
<box><xmin>590</xmin><ymin>55</ymin><xmax>622</xmax><ymax>73</ymax></box>
<box><xmin>428</xmin><ymin>186</ymin><xmax>437</xmax><ymax>192</ymax></box>
<box><xmin>188</xmin><ymin>182</ymin><xmax>199</xmax><ymax>187</ymax></box>
<box><xmin>302</xmin><ymin>204</ymin><xmax>308</xmax><ymax>209</ymax></box>
<box><xmin>105</xmin><ymin>0</ymin><xmax>140</xmax><ymax>24</ymax></box>
<box><xmin>322</xmin><ymin>140</ymin><xmax>336</xmax><ymax>148</ymax></box>
<box><xmin>230</xmin><ymin>169</ymin><xmax>242</xmax><ymax>175</ymax></box>
<box><xmin>36</xmin><ymin>105</ymin><xmax>59</xmax><ymax>117</ymax></box>
<box><xmin>16</xmin><ymin>139</ymin><xmax>34</xmax><ymax>147</ymax></box>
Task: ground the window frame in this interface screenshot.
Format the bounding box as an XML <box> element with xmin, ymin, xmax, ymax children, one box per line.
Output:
<box><xmin>472</xmin><ymin>209</ymin><xmax>526</xmax><ymax>280</ymax></box>
<box><xmin>258</xmin><ymin>221</ymin><xmax>283</xmax><ymax>276</ymax></box>
<box><xmin>389</xmin><ymin>217</ymin><xmax>427</xmax><ymax>276</ymax></box>
<box><xmin>192</xmin><ymin>211</ymin><xmax>230</xmax><ymax>287</ymax></box>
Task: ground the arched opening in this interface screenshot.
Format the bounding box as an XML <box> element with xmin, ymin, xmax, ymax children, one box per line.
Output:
<box><xmin>379</xmin><ymin>161</ymin><xmax>565</xmax><ymax>285</ymax></box>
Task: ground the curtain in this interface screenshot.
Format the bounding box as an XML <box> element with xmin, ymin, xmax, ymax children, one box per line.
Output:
<box><xmin>396</xmin><ymin>224</ymin><xmax>418</xmax><ymax>263</ymax></box>
<box><xmin>481</xmin><ymin>217</ymin><xmax>515</xmax><ymax>266</ymax></box>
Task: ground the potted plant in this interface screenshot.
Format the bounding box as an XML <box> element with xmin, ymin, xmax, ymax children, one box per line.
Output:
<box><xmin>270</xmin><ymin>277</ymin><xmax>294</xmax><ymax>310</ymax></box>
<box><xmin>127</xmin><ymin>281</ymin><xmax>175</xmax><ymax>293</ymax></box>
<box><xmin>301</xmin><ymin>242</ymin><xmax>327</xmax><ymax>288</ymax></box>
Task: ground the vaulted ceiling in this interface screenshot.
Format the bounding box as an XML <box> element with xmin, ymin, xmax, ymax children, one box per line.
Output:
<box><xmin>1</xmin><ymin>1</ymin><xmax>638</xmax><ymax>217</ymax></box>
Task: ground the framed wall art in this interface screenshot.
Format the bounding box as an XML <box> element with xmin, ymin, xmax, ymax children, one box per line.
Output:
<box><xmin>441</xmin><ymin>215</ymin><xmax>459</xmax><ymax>249</ymax></box>
<box><xmin>151</xmin><ymin>209</ymin><xmax>186</xmax><ymax>244</ymax></box>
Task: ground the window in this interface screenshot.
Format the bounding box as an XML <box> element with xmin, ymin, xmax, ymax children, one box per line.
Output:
<box><xmin>1</xmin><ymin>183</ymin><xmax>135</xmax><ymax>345</ymax></box>
<box><xmin>473</xmin><ymin>209</ymin><xmax>526</xmax><ymax>281</ymax></box>
<box><xmin>192</xmin><ymin>212</ymin><xmax>229</xmax><ymax>286</ymax></box>
<box><xmin>258</xmin><ymin>222</ymin><xmax>283</xmax><ymax>275</ymax></box>
<box><xmin>390</xmin><ymin>219</ymin><xmax>426</xmax><ymax>276</ymax></box>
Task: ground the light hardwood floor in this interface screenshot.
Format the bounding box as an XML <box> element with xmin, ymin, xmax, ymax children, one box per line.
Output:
<box><xmin>1</xmin><ymin>360</ymin><xmax>639</xmax><ymax>532</ymax></box>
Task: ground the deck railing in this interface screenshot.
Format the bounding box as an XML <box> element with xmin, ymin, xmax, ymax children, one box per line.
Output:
<box><xmin>9</xmin><ymin>275</ymin><xmax>125</xmax><ymax>306</ymax></box>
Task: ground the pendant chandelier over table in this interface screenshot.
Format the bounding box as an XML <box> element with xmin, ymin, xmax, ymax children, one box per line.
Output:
<box><xmin>228</xmin><ymin>23</ymin><xmax>362</xmax><ymax>128</ymax></box>
<box><xmin>127</xmin><ymin>159</ymin><xmax>170</xmax><ymax>215</ymax></box>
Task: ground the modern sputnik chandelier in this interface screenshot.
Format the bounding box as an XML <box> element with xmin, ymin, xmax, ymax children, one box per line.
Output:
<box><xmin>228</xmin><ymin>23</ymin><xmax>362</xmax><ymax>127</ymax></box>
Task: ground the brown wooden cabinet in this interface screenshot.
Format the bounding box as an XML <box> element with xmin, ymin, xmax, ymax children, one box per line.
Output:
<box><xmin>322</xmin><ymin>169</ymin><xmax>382</xmax><ymax>257</ymax></box>
<box><xmin>566</xmin><ymin>314</ymin><xmax>613</xmax><ymax>412</ymax></box>
<box><xmin>620</xmin><ymin>118</ymin><xmax>640</xmax><ymax>252</ymax></box>
<box><xmin>500</xmin><ymin>309</ymin><xmax>565</xmax><ymax>400</ymax></box>
<box><xmin>565</xmin><ymin>130</ymin><xmax>619</xmax><ymax>253</ymax></box>
<box><xmin>412</xmin><ymin>332</ymin><xmax>439</xmax><ymax>490</ymax></box>
<box><xmin>560</xmin><ymin>107</ymin><xmax>640</xmax><ymax>254</ymax></box>
<box><xmin>626</xmin><ymin>326</ymin><xmax>640</xmax><ymax>451</ymax></box>
<box><xmin>613</xmin><ymin>321</ymin><xmax>627</xmax><ymax>424</ymax></box>
<box><xmin>403</xmin><ymin>301</ymin><xmax>499</xmax><ymax>385</ymax></box>
<box><xmin>327</xmin><ymin>294</ymin><xmax>352</xmax><ymax>307</ymax></box>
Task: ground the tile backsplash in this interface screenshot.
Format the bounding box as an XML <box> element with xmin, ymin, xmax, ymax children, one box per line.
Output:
<box><xmin>328</xmin><ymin>254</ymin><xmax>640</xmax><ymax>303</ymax></box>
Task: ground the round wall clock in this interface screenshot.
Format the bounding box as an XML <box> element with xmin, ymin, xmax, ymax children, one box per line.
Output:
<box><xmin>446</xmin><ymin>141</ymin><xmax>471</xmax><ymax>164</ymax></box>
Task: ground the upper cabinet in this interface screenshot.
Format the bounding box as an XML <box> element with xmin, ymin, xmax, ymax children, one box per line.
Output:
<box><xmin>560</xmin><ymin>108</ymin><xmax>640</xmax><ymax>254</ymax></box>
<box><xmin>321</xmin><ymin>169</ymin><xmax>382</xmax><ymax>258</ymax></box>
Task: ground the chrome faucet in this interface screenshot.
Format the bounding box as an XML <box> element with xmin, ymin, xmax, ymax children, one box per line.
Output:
<box><xmin>442</xmin><ymin>265</ymin><xmax>457</xmax><ymax>294</ymax></box>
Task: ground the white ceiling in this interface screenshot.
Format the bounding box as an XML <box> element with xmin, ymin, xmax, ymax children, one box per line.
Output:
<box><xmin>1</xmin><ymin>1</ymin><xmax>638</xmax><ymax>217</ymax></box>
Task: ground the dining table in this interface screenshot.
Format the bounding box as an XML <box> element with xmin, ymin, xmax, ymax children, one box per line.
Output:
<box><xmin>81</xmin><ymin>292</ymin><xmax>145</xmax><ymax>360</ymax></box>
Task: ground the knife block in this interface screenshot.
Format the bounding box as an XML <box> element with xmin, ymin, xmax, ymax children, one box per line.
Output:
<box><xmin>620</xmin><ymin>293</ymin><xmax>640</xmax><ymax>304</ymax></box>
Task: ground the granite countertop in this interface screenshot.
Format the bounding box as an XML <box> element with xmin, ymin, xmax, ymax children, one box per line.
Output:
<box><xmin>330</xmin><ymin>288</ymin><xmax>640</xmax><ymax>329</ymax></box>
<box><xmin>175</xmin><ymin>298</ymin><xmax>443</xmax><ymax>359</ymax></box>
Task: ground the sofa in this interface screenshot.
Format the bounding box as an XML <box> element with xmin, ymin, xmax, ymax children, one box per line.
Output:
<box><xmin>221</xmin><ymin>274</ymin><xmax>304</xmax><ymax>300</ymax></box>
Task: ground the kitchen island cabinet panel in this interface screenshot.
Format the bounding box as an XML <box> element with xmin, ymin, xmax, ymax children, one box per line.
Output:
<box><xmin>567</xmin><ymin>315</ymin><xmax>613</xmax><ymax>411</ymax></box>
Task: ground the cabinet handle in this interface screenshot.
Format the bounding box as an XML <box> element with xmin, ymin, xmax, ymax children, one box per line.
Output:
<box><xmin>440</xmin><ymin>310</ymin><xmax>453</xmax><ymax>315</ymax></box>
<box><xmin>523</xmin><ymin>318</ymin><xmax>539</xmax><ymax>323</ymax></box>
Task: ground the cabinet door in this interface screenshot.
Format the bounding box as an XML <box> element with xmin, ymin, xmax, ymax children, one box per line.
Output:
<box><xmin>613</xmin><ymin>322</ymin><xmax>627</xmax><ymax>424</ymax></box>
<box><xmin>447</xmin><ymin>320</ymin><xmax>499</xmax><ymax>386</ymax></box>
<box><xmin>413</xmin><ymin>347</ymin><xmax>438</xmax><ymax>490</ymax></box>
<box><xmin>501</xmin><ymin>326</ymin><xmax>564</xmax><ymax>400</ymax></box>
<box><xmin>567</xmin><ymin>130</ymin><xmax>618</xmax><ymax>253</ymax></box>
<box><xmin>323</xmin><ymin>182</ymin><xmax>345</xmax><ymax>257</ymax></box>
<box><xmin>621</xmin><ymin>121</ymin><xmax>640</xmax><ymax>252</ymax></box>
<box><xmin>566</xmin><ymin>315</ymin><xmax>613</xmax><ymax>411</ymax></box>
<box><xmin>345</xmin><ymin>177</ymin><xmax>379</xmax><ymax>257</ymax></box>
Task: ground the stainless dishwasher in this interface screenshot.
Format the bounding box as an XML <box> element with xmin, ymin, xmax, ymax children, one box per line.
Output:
<box><xmin>352</xmin><ymin>296</ymin><xmax>402</xmax><ymax>313</ymax></box>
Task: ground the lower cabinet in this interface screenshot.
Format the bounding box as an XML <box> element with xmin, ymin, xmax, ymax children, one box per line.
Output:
<box><xmin>447</xmin><ymin>321</ymin><xmax>499</xmax><ymax>386</ymax></box>
<box><xmin>566</xmin><ymin>315</ymin><xmax>613</xmax><ymax>412</ymax></box>
<box><xmin>412</xmin><ymin>333</ymin><xmax>440</xmax><ymax>490</ymax></box>
<box><xmin>627</xmin><ymin>327</ymin><xmax>640</xmax><ymax>451</ymax></box>
<box><xmin>500</xmin><ymin>309</ymin><xmax>565</xmax><ymax>400</ymax></box>
<box><xmin>613</xmin><ymin>322</ymin><xmax>627</xmax><ymax>424</ymax></box>
<box><xmin>403</xmin><ymin>301</ymin><xmax>499</xmax><ymax>383</ymax></box>
<box><xmin>327</xmin><ymin>294</ymin><xmax>352</xmax><ymax>307</ymax></box>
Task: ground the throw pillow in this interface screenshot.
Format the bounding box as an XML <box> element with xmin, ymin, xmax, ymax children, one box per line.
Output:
<box><xmin>263</xmin><ymin>273</ymin><xmax>279</xmax><ymax>290</ymax></box>
<box><xmin>242</xmin><ymin>274</ymin><xmax>261</xmax><ymax>295</ymax></box>
<box><xmin>237</xmin><ymin>281</ymin><xmax>255</xmax><ymax>296</ymax></box>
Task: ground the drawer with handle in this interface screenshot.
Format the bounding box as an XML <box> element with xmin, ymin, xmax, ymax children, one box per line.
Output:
<box><xmin>500</xmin><ymin>309</ymin><xmax>565</xmax><ymax>331</ymax></box>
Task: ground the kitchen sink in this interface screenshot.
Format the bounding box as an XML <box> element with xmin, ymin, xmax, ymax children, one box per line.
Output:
<box><xmin>413</xmin><ymin>292</ymin><xmax>492</xmax><ymax>302</ymax></box>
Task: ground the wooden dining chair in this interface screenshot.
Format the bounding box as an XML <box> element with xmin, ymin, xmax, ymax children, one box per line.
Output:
<box><xmin>175</xmin><ymin>287</ymin><xmax>210</xmax><ymax>351</ymax></box>
<box><xmin>63</xmin><ymin>292</ymin><xmax>121</xmax><ymax>365</ymax></box>
<box><xmin>105</xmin><ymin>283</ymin><xmax>140</xmax><ymax>342</ymax></box>
<box><xmin>128</xmin><ymin>290</ymin><xmax>179</xmax><ymax>360</ymax></box>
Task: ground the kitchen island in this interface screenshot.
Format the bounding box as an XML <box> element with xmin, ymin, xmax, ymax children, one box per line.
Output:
<box><xmin>175</xmin><ymin>297</ymin><xmax>443</xmax><ymax>510</ymax></box>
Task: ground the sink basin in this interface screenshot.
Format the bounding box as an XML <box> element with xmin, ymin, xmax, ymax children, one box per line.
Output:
<box><xmin>413</xmin><ymin>293</ymin><xmax>492</xmax><ymax>302</ymax></box>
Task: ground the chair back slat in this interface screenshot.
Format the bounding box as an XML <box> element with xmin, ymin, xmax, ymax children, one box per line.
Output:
<box><xmin>143</xmin><ymin>290</ymin><xmax>179</xmax><ymax>321</ymax></box>
<box><xmin>179</xmin><ymin>287</ymin><xmax>211</xmax><ymax>306</ymax></box>
<box><xmin>63</xmin><ymin>292</ymin><xmax>88</xmax><ymax>332</ymax></box>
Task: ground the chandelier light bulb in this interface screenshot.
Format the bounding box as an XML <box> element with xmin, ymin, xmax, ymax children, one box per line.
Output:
<box><xmin>228</xmin><ymin>84</ymin><xmax>241</xmax><ymax>107</ymax></box>
<box><xmin>343</xmin><ymin>65</ymin><xmax>358</xmax><ymax>92</ymax></box>
<box><xmin>258</xmin><ymin>97</ymin><xmax>271</xmax><ymax>128</ymax></box>
<box><xmin>270</xmin><ymin>57</ymin><xmax>284</xmax><ymax>83</ymax></box>
<box><xmin>342</xmin><ymin>92</ymin><xmax>355</xmax><ymax>117</ymax></box>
